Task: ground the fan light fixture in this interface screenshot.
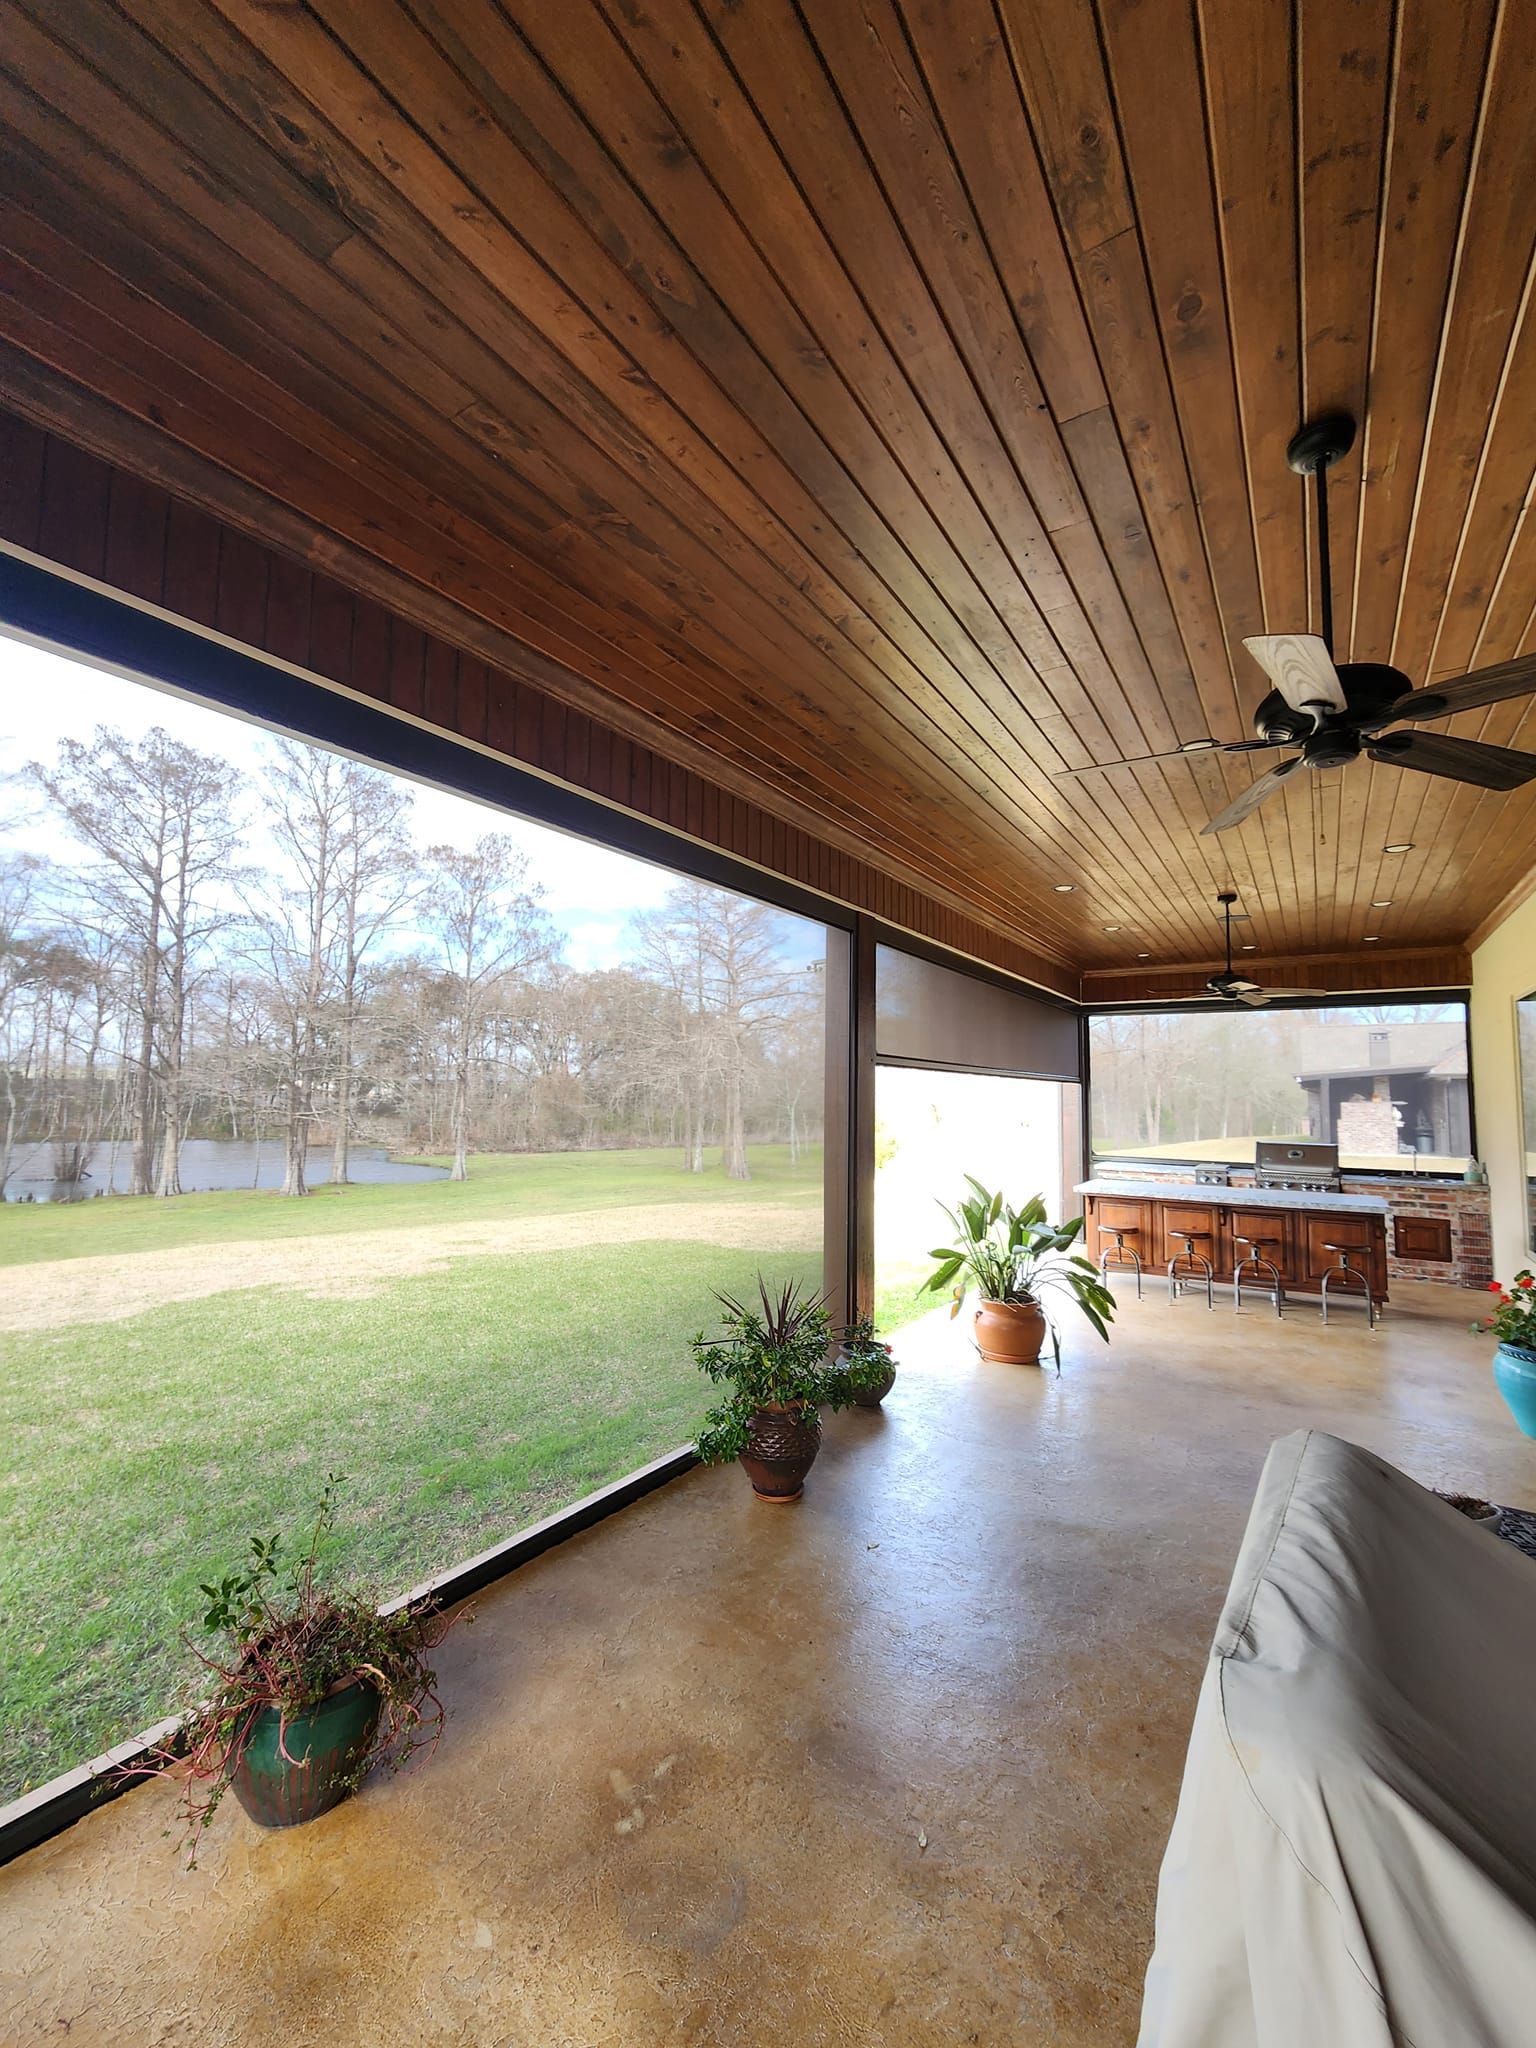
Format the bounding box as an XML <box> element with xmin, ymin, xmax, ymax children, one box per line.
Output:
<box><xmin>1159</xmin><ymin>892</ymin><xmax>1343</xmax><ymax>1007</ymax></box>
<box><xmin>1051</xmin><ymin>417</ymin><xmax>1536</xmax><ymax>832</ymax></box>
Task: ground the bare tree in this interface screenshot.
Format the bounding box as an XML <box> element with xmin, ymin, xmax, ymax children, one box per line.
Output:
<box><xmin>29</xmin><ymin>727</ymin><xmax>241</xmax><ymax>1195</ymax></box>
<box><xmin>0</xmin><ymin>855</ymin><xmax>48</xmax><ymax>1194</ymax></box>
<box><xmin>634</xmin><ymin>882</ymin><xmax>807</xmax><ymax>1180</ymax></box>
<box><xmin>13</xmin><ymin>724</ymin><xmax>827</xmax><ymax>1194</ymax></box>
<box><xmin>422</xmin><ymin>836</ymin><xmax>552</xmax><ymax>1181</ymax></box>
<box><xmin>328</xmin><ymin>764</ymin><xmax>417</xmax><ymax>1184</ymax></box>
<box><xmin>634</xmin><ymin>884</ymin><xmax>718</xmax><ymax>1172</ymax></box>
<box><xmin>249</xmin><ymin>742</ymin><xmax>351</xmax><ymax>1198</ymax></box>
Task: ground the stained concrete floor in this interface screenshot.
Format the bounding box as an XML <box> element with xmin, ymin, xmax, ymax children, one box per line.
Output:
<box><xmin>3</xmin><ymin>1281</ymin><xmax>1532</xmax><ymax>2046</ymax></box>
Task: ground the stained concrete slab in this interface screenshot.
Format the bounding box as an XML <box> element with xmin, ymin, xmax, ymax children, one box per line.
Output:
<box><xmin>2</xmin><ymin>1281</ymin><xmax>1530</xmax><ymax>2045</ymax></box>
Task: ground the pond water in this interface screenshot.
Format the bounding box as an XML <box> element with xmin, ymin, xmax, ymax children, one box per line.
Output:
<box><xmin>3</xmin><ymin>1140</ymin><xmax>449</xmax><ymax>1203</ymax></box>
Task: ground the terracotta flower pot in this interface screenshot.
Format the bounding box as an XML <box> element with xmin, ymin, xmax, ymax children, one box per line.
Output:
<box><xmin>739</xmin><ymin>1402</ymin><xmax>822</xmax><ymax>1500</ymax></box>
<box><xmin>974</xmin><ymin>1299</ymin><xmax>1047</xmax><ymax>1366</ymax></box>
<box><xmin>229</xmin><ymin>1678</ymin><xmax>382</xmax><ymax>1829</ymax></box>
<box><xmin>837</xmin><ymin>1342</ymin><xmax>896</xmax><ymax>1407</ymax></box>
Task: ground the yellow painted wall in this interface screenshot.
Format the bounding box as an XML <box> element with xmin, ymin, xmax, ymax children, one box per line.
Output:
<box><xmin>1471</xmin><ymin>890</ymin><xmax>1536</xmax><ymax>1280</ymax></box>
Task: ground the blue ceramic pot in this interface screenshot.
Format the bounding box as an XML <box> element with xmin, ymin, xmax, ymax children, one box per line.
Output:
<box><xmin>1493</xmin><ymin>1342</ymin><xmax>1536</xmax><ymax>1439</ymax></box>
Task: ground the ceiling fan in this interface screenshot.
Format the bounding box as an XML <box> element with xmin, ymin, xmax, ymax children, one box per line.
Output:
<box><xmin>1166</xmin><ymin>893</ymin><xmax>1340</xmax><ymax>1007</ymax></box>
<box><xmin>1057</xmin><ymin>413</ymin><xmax>1536</xmax><ymax>833</ymax></box>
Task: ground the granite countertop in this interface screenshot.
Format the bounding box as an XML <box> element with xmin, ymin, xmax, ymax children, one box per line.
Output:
<box><xmin>1075</xmin><ymin>1177</ymin><xmax>1391</xmax><ymax>1216</ymax></box>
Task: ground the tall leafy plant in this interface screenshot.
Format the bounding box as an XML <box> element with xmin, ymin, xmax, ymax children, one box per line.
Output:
<box><xmin>923</xmin><ymin>1178</ymin><xmax>1115</xmax><ymax>1348</ymax></box>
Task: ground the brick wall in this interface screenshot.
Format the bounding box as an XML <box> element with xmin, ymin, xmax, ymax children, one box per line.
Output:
<box><xmin>1349</xmin><ymin>1176</ymin><xmax>1494</xmax><ymax>1288</ymax></box>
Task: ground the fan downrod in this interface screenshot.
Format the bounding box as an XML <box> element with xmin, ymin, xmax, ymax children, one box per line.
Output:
<box><xmin>1286</xmin><ymin>413</ymin><xmax>1356</xmax><ymax>476</ymax></box>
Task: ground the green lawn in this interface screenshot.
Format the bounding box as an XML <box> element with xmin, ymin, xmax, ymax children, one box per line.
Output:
<box><xmin>0</xmin><ymin>1144</ymin><xmax>818</xmax><ymax>1268</ymax></box>
<box><xmin>0</xmin><ymin>1147</ymin><xmax>820</xmax><ymax>1800</ymax></box>
<box><xmin>873</xmin><ymin>1256</ymin><xmax>948</xmax><ymax>1336</ymax></box>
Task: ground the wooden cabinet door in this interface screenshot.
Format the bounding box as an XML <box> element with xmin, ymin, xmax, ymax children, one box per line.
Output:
<box><xmin>1089</xmin><ymin>1198</ymin><xmax>1150</xmax><ymax>1262</ymax></box>
<box><xmin>1158</xmin><ymin>1201</ymin><xmax>1221</xmax><ymax>1268</ymax></box>
<box><xmin>1395</xmin><ymin>1215</ymin><xmax>1452</xmax><ymax>1264</ymax></box>
<box><xmin>1227</xmin><ymin>1207</ymin><xmax>1292</xmax><ymax>1282</ymax></box>
<box><xmin>1296</xmin><ymin>1214</ymin><xmax>1386</xmax><ymax>1299</ymax></box>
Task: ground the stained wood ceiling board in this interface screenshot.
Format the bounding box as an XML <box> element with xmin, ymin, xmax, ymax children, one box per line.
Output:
<box><xmin>0</xmin><ymin>0</ymin><xmax>1533</xmax><ymax>970</ymax></box>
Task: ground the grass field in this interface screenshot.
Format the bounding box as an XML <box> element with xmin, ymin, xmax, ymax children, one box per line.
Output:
<box><xmin>872</xmin><ymin>1257</ymin><xmax>943</xmax><ymax>1336</ymax></box>
<box><xmin>0</xmin><ymin>1147</ymin><xmax>821</xmax><ymax>1801</ymax></box>
<box><xmin>0</xmin><ymin>1143</ymin><xmax>816</xmax><ymax>1268</ymax></box>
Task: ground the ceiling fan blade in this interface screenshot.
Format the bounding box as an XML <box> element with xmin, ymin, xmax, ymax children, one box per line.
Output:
<box><xmin>1242</xmin><ymin>633</ymin><xmax>1347</xmax><ymax>720</ymax></box>
<box><xmin>1199</xmin><ymin>754</ymin><xmax>1305</xmax><ymax>834</ymax></box>
<box><xmin>1053</xmin><ymin>739</ymin><xmax>1285</xmax><ymax>780</ymax></box>
<box><xmin>1150</xmin><ymin>983</ymin><xmax>1337</xmax><ymax>1004</ymax></box>
<box><xmin>1377</xmin><ymin>651</ymin><xmax>1536</xmax><ymax>725</ymax></box>
<box><xmin>1366</xmin><ymin>729</ymin><xmax>1536</xmax><ymax>790</ymax></box>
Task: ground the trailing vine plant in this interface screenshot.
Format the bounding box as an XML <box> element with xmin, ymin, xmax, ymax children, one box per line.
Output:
<box><xmin>121</xmin><ymin>1476</ymin><xmax>460</xmax><ymax>1866</ymax></box>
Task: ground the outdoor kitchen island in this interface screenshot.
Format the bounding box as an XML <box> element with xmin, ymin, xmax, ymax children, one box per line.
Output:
<box><xmin>1076</xmin><ymin>1178</ymin><xmax>1392</xmax><ymax>1307</ymax></box>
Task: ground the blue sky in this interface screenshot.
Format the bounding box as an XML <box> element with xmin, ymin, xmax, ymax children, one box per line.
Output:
<box><xmin>0</xmin><ymin>631</ymin><xmax>823</xmax><ymax>973</ymax></box>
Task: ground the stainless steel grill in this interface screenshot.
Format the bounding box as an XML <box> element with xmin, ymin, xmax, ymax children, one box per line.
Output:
<box><xmin>1253</xmin><ymin>1140</ymin><xmax>1341</xmax><ymax>1191</ymax></box>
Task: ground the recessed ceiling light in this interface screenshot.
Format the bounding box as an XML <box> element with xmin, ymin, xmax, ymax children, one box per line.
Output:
<box><xmin>1102</xmin><ymin>924</ymin><xmax>1122</xmax><ymax>933</ymax></box>
<box><xmin>1137</xmin><ymin>952</ymin><xmax>1151</xmax><ymax>959</ymax></box>
<box><xmin>1053</xmin><ymin>883</ymin><xmax>1075</xmax><ymax>892</ymax></box>
<box><xmin>1241</xmin><ymin>944</ymin><xmax>1257</xmax><ymax>951</ymax></box>
<box><xmin>1179</xmin><ymin>738</ymin><xmax>1218</xmax><ymax>753</ymax></box>
<box><xmin>1371</xmin><ymin>899</ymin><xmax>1393</xmax><ymax>908</ymax></box>
<box><xmin>1364</xmin><ymin>935</ymin><xmax>1380</xmax><ymax>943</ymax></box>
<box><xmin>1383</xmin><ymin>842</ymin><xmax>1414</xmax><ymax>854</ymax></box>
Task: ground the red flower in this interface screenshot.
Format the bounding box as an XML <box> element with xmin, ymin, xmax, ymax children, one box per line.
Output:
<box><xmin>1490</xmin><ymin>1282</ymin><xmax>1504</xmax><ymax>1293</ymax></box>
<box><xmin>1520</xmin><ymin>1276</ymin><xmax>1535</xmax><ymax>1290</ymax></box>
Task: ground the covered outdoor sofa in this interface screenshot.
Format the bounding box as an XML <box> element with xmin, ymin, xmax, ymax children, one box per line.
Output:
<box><xmin>1140</xmin><ymin>1429</ymin><xmax>1536</xmax><ymax>2047</ymax></box>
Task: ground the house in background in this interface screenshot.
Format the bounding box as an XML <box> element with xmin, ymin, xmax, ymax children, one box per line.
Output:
<box><xmin>1296</xmin><ymin>1022</ymin><xmax>1471</xmax><ymax>1159</ymax></box>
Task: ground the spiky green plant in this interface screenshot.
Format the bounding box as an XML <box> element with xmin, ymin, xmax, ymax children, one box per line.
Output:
<box><xmin>691</xmin><ymin>1276</ymin><xmax>857</xmax><ymax>1464</ymax></box>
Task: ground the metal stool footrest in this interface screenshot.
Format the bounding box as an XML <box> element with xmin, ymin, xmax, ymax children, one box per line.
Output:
<box><xmin>1098</xmin><ymin>1226</ymin><xmax>1144</xmax><ymax>1301</ymax></box>
<box><xmin>1167</xmin><ymin>1231</ymin><xmax>1215</xmax><ymax>1310</ymax></box>
<box><xmin>1319</xmin><ymin>1243</ymin><xmax>1377</xmax><ymax>1329</ymax></box>
<box><xmin>1233</xmin><ymin>1234</ymin><xmax>1284</xmax><ymax>1319</ymax></box>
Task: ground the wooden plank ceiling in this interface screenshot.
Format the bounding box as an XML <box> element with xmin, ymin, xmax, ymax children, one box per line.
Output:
<box><xmin>1</xmin><ymin>0</ymin><xmax>1534</xmax><ymax>981</ymax></box>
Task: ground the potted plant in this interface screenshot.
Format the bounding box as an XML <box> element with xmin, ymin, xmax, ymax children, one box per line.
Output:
<box><xmin>837</xmin><ymin>1313</ymin><xmax>897</xmax><ymax>1407</ymax></box>
<box><xmin>692</xmin><ymin>1278</ymin><xmax>865</xmax><ymax>1500</ymax></box>
<box><xmin>127</xmin><ymin>1477</ymin><xmax>457</xmax><ymax>1865</ymax></box>
<box><xmin>1473</xmin><ymin>1271</ymin><xmax>1536</xmax><ymax>1436</ymax></box>
<box><xmin>922</xmin><ymin>1177</ymin><xmax>1115</xmax><ymax>1366</ymax></box>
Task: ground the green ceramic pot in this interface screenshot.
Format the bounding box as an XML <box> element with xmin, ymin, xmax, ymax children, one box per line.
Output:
<box><xmin>229</xmin><ymin>1678</ymin><xmax>382</xmax><ymax>1829</ymax></box>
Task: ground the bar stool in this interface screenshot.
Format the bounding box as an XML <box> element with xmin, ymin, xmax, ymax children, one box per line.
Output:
<box><xmin>1319</xmin><ymin>1242</ymin><xmax>1377</xmax><ymax>1329</ymax></box>
<box><xmin>1097</xmin><ymin>1226</ymin><xmax>1144</xmax><ymax>1300</ymax></box>
<box><xmin>1233</xmin><ymin>1233</ymin><xmax>1284</xmax><ymax>1319</ymax></box>
<box><xmin>1167</xmin><ymin>1229</ymin><xmax>1215</xmax><ymax>1309</ymax></box>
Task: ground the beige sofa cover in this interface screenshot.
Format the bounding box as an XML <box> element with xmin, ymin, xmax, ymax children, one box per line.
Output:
<box><xmin>1139</xmin><ymin>1430</ymin><xmax>1536</xmax><ymax>2047</ymax></box>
